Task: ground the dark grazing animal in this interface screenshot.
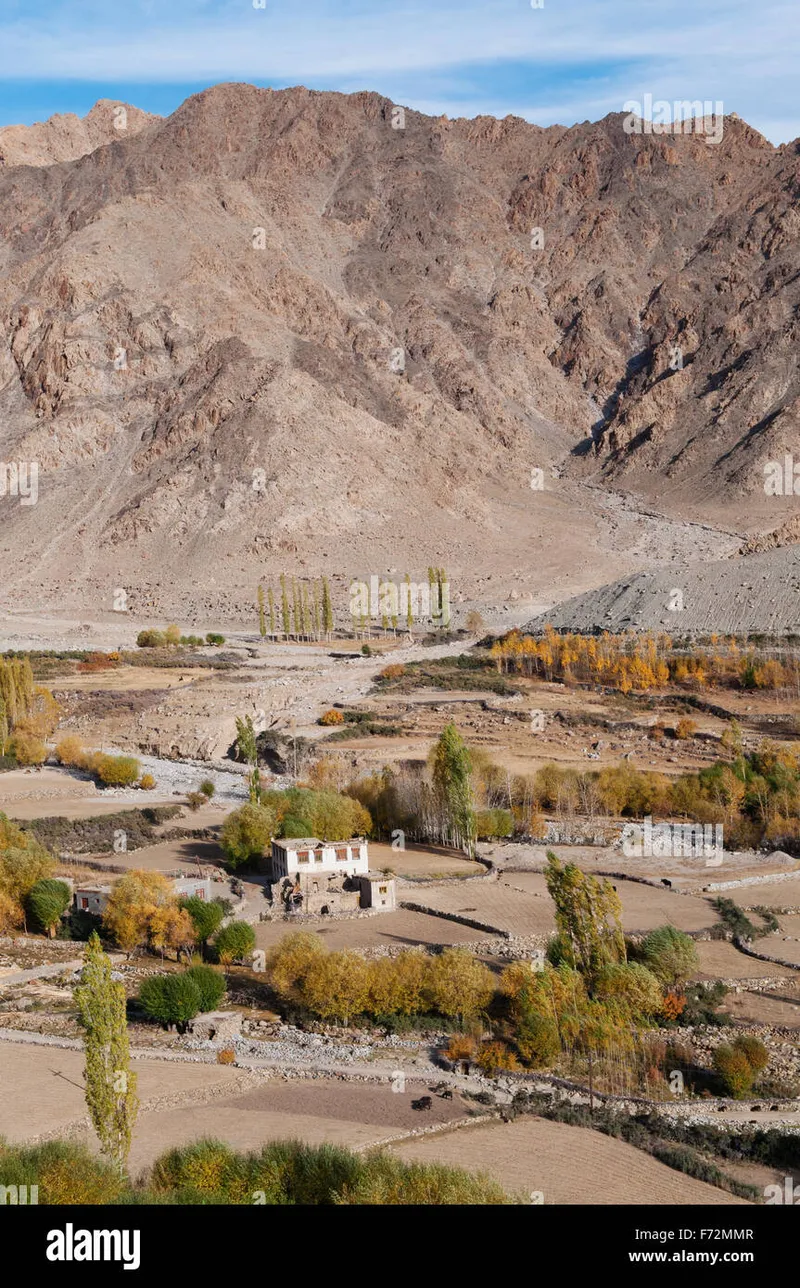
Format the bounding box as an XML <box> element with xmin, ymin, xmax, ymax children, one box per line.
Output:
<box><xmin>661</xmin><ymin>878</ymin><xmax>672</xmax><ymax>889</ymax></box>
<box><xmin>412</xmin><ymin>1096</ymin><xmax>433</xmax><ymax>1111</ymax></box>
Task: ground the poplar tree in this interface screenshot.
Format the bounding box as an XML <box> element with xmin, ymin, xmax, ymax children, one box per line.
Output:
<box><xmin>74</xmin><ymin>933</ymin><xmax>138</xmax><ymax>1171</ymax></box>
<box><xmin>544</xmin><ymin>852</ymin><xmax>626</xmax><ymax>990</ymax></box>
<box><xmin>268</xmin><ymin>586</ymin><xmax>276</xmax><ymax>638</ymax></box>
<box><xmin>432</xmin><ymin>723</ymin><xmax>476</xmax><ymax>856</ymax></box>
<box><xmin>313</xmin><ymin>581</ymin><xmax>321</xmax><ymax>640</ymax></box>
<box><xmin>257</xmin><ymin>584</ymin><xmax>266</xmax><ymax>638</ymax></box>
<box><xmin>428</xmin><ymin>566</ymin><xmax>438</xmax><ymax>628</ymax></box>
<box><xmin>280</xmin><ymin>575</ymin><xmax>291</xmax><ymax>638</ymax></box>
<box><xmin>292</xmin><ymin>578</ymin><xmax>302</xmax><ymax>639</ymax></box>
<box><xmin>302</xmin><ymin>582</ymin><xmax>312</xmax><ymax>640</ymax></box>
<box><xmin>405</xmin><ymin>573</ymin><xmax>414</xmax><ymax>633</ymax></box>
<box><xmin>322</xmin><ymin>577</ymin><xmax>334</xmax><ymax>639</ymax></box>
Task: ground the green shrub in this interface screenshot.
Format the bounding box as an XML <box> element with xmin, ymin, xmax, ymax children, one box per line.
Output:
<box><xmin>515</xmin><ymin>1011</ymin><xmax>560</xmax><ymax>1068</ymax></box>
<box><xmin>198</xmin><ymin>779</ymin><xmax>216</xmax><ymax>799</ymax></box>
<box><xmin>681</xmin><ymin>981</ymin><xmax>731</xmax><ymax>1026</ymax></box>
<box><xmin>144</xmin><ymin>1136</ymin><xmax>514</xmax><ymax>1205</ymax></box>
<box><xmin>136</xmin><ymin>630</ymin><xmax>166</xmax><ymax>649</ymax></box>
<box><xmin>639</xmin><ymin>925</ymin><xmax>699</xmax><ymax>989</ymax></box>
<box><xmin>181</xmin><ymin>896</ymin><xmax>225</xmax><ymax>946</ymax></box>
<box><xmin>95</xmin><ymin>754</ymin><xmax>141</xmax><ymax>787</ymax></box>
<box><xmin>183</xmin><ymin>965</ymin><xmax>226</xmax><ymax>1012</ymax></box>
<box><xmin>149</xmin><ymin>1139</ymin><xmax>251</xmax><ymax>1203</ymax></box>
<box><xmin>139</xmin><ymin>973</ymin><xmax>201</xmax><ymax>1029</ymax></box>
<box><xmin>0</xmin><ymin>1138</ymin><xmax>128</xmax><ymax>1204</ymax></box>
<box><xmin>733</xmin><ymin>1034</ymin><xmax>769</xmax><ymax>1075</ymax></box>
<box><xmin>336</xmin><ymin>1152</ymin><xmax>511</xmax><ymax>1205</ymax></box>
<box><xmin>711</xmin><ymin>897</ymin><xmax>760</xmax><ymax>941</ymax></box>
<box><xmin>26</xmin><ymin>878</ymin><xmax>71</xmax><ymax>936</ymax></box>
<box><xmin>205</xmin><ymin>633</ymin><xmax>225</xmax><ymax>646</ymax></box>
<box><xmin>220</xmin><ymin>803</ymin><xmax>276</xmax><ymax>868</ymax></box>
<box><xmin>474</xmin><ymin>808</ymin><xmax>513</xmax><ymax>840</ymax></box>
<box><xmin>713</xmin><ymin>1044</ymin><xmax>754</xmax><ymax>1098</ymax></box>
<box><xmin>214</xmin><ymin>921</ymin><xmax>256</xmax><ymax>964</ymax></box>
<box><xmin>186</xmin><ymin>791</ymin><xmax>206</xmax><ymax>811</ymax></box>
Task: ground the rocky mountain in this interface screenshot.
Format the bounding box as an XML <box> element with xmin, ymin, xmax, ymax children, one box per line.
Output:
<box><xmin>524</xmin><ymin>545</ymin><xmax>800</xmax><ymax>636</ymax></box>
<box><xmin>0</xmin><ymin>100</ymin><xmax>157</xmax><ymax>168</ymax></box>
<box><xmin>0</xmin><ymin>84</ymin><xmax>796</xmax><ymax>623</ymax></box>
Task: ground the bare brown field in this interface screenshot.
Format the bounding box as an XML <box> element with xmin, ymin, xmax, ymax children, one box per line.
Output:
<box><xmin>489</xmin><ymin>841</ymin><xmax>800</xmax><ymax>891</ymax></box>
<box><xmin>724</xmin><ymin>987</ymin><xmax>800</xmax><ymax>1028</ymax></box>
<box><xmin>367</xmin><ymin>840</ymin><xmax>484</xmax><ymax>879</ymax></box>
<box><xmin>738</xmin><ymin>879</ymin><xmax>800</xmax><ymax>908</ymax></box>
<box><xmin>390</xmin><ymin>1116</ymin><xmax>749</xmax><ymax>1205</ymax></box>
<box><xmin>80</xmin><ymin>1076</ymin><xmax>468</xmax><ymax>1176</ymax></box>
<box><xmin>0</xmin><ymin>1041</ymin><xmax>240</xmax><ymax>1143</ymax></box>
<box><xmin>253</xmin><ymin>908</ymin><xmax>481</xmax><ymax>952</ymax></box>
<box><xmin>51</xmin><ymin>666</ymin><xmax>214</xmax><ymax>693</ymax></box>
<box><xmin>693</xmin><ymin>941</ymin><xmax>800</xmax><ymax>981</ymax></box>
<box><xmin>0</xmin><ymin>767</ymin><xmax>181</xmax><ymax>820</ymax></box>
<box><xmin>407</xmin><ymin>881</ymin><xmax>554</xmax><ymax>937</ymax></box>
<box><xmin>501</xmin><ymin>870</ymin><xmax>716</xmax><ymax>933</ymax></box>
<box><xmin>83</xmin><ymin>837</ymin><xmax>227</xmax><ymax>875</ymax></box>
<box><xmin>755</xmin><ymin>915</ymin><xmax>800</xmax><ymax>966</ymax></box>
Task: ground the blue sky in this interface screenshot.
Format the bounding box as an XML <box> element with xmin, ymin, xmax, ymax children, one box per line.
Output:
<box><xmin>0</xmin><ymin>0</ymin><xmax>797</xmax><ymax>143</ymax></box>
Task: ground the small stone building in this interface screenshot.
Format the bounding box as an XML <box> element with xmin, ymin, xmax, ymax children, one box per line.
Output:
<box><xmin>279</xmin><ymin>872</ymin><xmax>361</xmax><ymax>915</ymax></box>
<box><xmin>73</xmin><ymin>885</ymin><xmax>112</xmax><ymax>916</ymax></box>
<box><xmin>359</xmin><ymin>873</ymin><xmax>397</xmax><ymax>910</ymax></box>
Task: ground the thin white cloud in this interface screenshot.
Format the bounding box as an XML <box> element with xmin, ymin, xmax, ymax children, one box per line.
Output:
<box><xmin>0</xmin><ymin>0</ymin><xmax>797</xmax><ymax>141</ymax></box>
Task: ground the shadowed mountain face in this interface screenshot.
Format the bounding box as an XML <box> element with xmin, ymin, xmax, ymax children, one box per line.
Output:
<box><xmin>0</xmin><ymin>84</ymin><xmax>796</xmax><ymax>620</ymax></box>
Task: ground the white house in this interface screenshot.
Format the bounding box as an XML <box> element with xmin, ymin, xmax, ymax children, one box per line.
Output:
<box><xmin>172</xmin><ymin>876</ymin><xmax>213</xmax><ymax>902</ymax></box>
<box><xmin>270</xmin><ymin>837</ymin><xmax>369</xmax><ymax>881</ymax></box>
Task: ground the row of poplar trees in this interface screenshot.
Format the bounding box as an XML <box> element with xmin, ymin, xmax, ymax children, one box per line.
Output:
<box><xmin>258</xmin><ymin>576</ymin><xmax>334</xmax><ymax>642</ymax></box>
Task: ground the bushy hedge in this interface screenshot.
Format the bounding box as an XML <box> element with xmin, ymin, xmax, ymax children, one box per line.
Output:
<box><xmin>0</xmin><ymin>1136</ymin><xmax>515</xmax><ymax>1205</ymax></box>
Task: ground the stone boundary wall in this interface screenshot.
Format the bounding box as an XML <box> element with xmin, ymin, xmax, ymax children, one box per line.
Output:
<box><xmin>356</xmin><ymin>1114</ymin><xmax>493</xmax><ymax>1152</ymax></box>
<box><xmin>398</xmin><ymin>900</ymin><xmax>510</xmax><ymax>938</ymax></box>
<box><xmin>704</xmin><ymin>871</ymin><xmax>800</xmax><ymax>892</ymax></box>
<box><xmin>716</xmin><ymin>976</ymin><xmax>799</xmax><ymax>991</ymax></box>
<box><xmin>732</xmin><ymin>937</ymin><xmax>800</xmax><ymax>973</ymax></box>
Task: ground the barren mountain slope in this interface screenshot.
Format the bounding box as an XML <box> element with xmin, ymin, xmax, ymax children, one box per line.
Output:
<box><xmin>0</xmin><ymin>85</ymin><xmax>793</xmax><ymax>621</ymax></box>
<box><xmin>0</xmin><ymin>100</ymin><xmax>158</xmax><ymax>168</ymax></box>
<box><xmin>524</xmin><ymin>544</ymin><xmax>800</xmax><ymax>635</ymax></box>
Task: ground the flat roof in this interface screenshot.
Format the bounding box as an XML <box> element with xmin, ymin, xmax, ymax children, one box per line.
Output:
<box><xmin>273</xmin><ymin>837</ymin><xmax>367</xmax><ymax>849</ymax></box>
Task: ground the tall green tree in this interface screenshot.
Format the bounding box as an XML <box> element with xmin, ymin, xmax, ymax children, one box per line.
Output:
<box><xmin>322</xmin><ymin>577</ymin><xmax>334</xmax><ymax>639</ymax></box>
<box><xmin>544</xmin><ymin>852</ymin><xmax>625</xmax><ymax>990</ymax></box>
<box><xmin>268</xmin><ymin>586</ymin><xmax>277</xmax><ymax>638</ymax></box>
<box><xmin>235</xmin><ymin>714</ymin><xmax>258</xmax><ymax>766</ymax></box>
<box><xmin>257</xmin><ymin>584</ymin><xmax>266</xmax><ymax>638</ymax></box>
<box><xmin>312</xmin><ymin>580</ymin><xmax>321</xmax><ymax>640</ymax></box>
<box><xmin>280</xmin><ymin>575</ymin><xmax>291</xmax><ymax>638</ymax></box>
<box><xmin>26</xmin><ymin>877</ymin><xmax>70</xmax><ymax>937</ymax></box>
<box><xmin>431</xmin><ymin>723</ymin><xmax>476</xmax><ymax>855</ymax></box>
<box><xmin>74</xmin><ymin>933</ymin><xmax>138</xmax><ymax>1170</ymax></box>
<box><xmin>292</xmin><ymin>578</ymin><xmax>302</xmax><ymax>639</ymax></box>
<box><xmin>404</xmin><ymin>573</ymin><xmax>413</xmax><ymax>632</ymax></box>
